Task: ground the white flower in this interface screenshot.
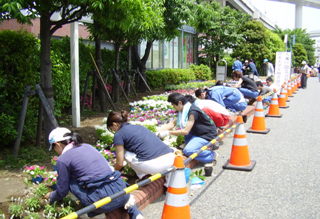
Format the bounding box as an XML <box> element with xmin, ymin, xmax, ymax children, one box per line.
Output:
<box><xmin>30</xmin><ymin>171</ymin><xmax>35</xmax><ymax>175</ymax></box>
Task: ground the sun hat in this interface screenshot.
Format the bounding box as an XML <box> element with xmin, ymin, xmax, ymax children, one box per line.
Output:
<box><xmin>263</xmin><ymin>59</ymin><xmax>268</xmax><ymax>63</ymax></box>
<box><xmin>48</xmin><ymin>127</ymin><xmax>71</xmax><ymax>151</ymax></box>
<box><xmin>301</xmin><ymin>60</ymin><xmax>307</xmax><ymax>65</ymax></box>
<box><xmin>245</xmin><ymin>60</ymin><xmax>248</xmax><ymax>63</ymax></box>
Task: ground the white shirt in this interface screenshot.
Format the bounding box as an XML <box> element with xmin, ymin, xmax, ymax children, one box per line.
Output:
<box><xmin>194</xmin><ymin>99</ymin><xmax>229</xmax><ymax>116</ymax></box>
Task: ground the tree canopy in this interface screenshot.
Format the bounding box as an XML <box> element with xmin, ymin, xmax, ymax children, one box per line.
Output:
<box><xmin>232</xmin><ymin>20</ymin><xmax>273</xmax><ymax>69</ymax></box>
<box><xmin>273</xmin><ymin>26</ymin><xmax>316</xmax><ymax>65</ymax></box>
<box><xmin>192</xmin><ymin>1</ymin><xmax>250</xmax><ymax>67</ymax></box>
<box><xmin>292</xmin><ymin>43</ymin><xmax>308</xmax><ymax>67</ymax></box>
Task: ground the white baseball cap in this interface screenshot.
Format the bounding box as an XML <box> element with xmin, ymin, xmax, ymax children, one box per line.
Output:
<box><xmin>48</xmin><ymin>127</ymin><xmax>71</xmax><ymax>151</ymax></box>
<box><xmin>301</xmin><ymin>60</ymin><xmax>307</xmax><ymax>65</ymax></box>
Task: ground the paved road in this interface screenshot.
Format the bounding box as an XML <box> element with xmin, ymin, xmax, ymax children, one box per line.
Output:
<box><xmin>142</xmin><ymin>77</ymin><xmax>320</xmax><ymax>219</ymax></box>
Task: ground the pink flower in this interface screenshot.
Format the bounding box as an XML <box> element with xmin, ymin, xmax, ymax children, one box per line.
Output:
<box><xmin>54</xmin><ymin>173</ymin><xmax>58</xmax><ymax>176</ymax></box>
<box><xmin>52</xmin><ymin>179</ymin><xmax>56</xmax><ymax>182</ymax></box>
<box><xmin>36</xmin><ymin>174</ymin><xmax>40</xmax><ymax>177</ymax></box>
<box><xmin>45</xmin><ymin>178</ymin><xmax>49</xmax><ymax>181</ymax></box>
<box><xmin>40</xmin><ymin>166</ymin><xmax>45</xmax><ymax>169</ymax></box>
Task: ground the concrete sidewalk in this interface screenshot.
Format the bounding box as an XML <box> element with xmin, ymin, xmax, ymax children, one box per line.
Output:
<box><xmin>142</xmin><ymin>77</ymin><xmax>320</xmax><ymax>218</ymax></box>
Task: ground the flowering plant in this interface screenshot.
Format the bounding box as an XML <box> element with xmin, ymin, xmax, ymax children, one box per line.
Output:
<box><xmin>45</xmin><ymin>173</ymin><xmax>58</xmax><ymax>185</ymax></box>
<box><xmin>100</xmin><ymin>149</ymin><xmax>116</xmax><ymax>161</ymax></box>
<box><xmin>51</xmin><ymin>156</ymin><xmax>58</xmax><ymax>165</ymax></box>
<box><xmin>24</xmin><ymin>165</ymin><xmax>46</xmax><ymax>178</ymax></box>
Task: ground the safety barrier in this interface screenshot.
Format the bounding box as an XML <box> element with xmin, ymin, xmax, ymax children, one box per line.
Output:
<box><xmin>61</xmin><ymin>124</ymin><xmax>238</xmax><ymax>219</ymax></box>
<box><xmin>62</xmin><ymin>76</ymin><xmax>301</xmax><ymax>219</ymax></box>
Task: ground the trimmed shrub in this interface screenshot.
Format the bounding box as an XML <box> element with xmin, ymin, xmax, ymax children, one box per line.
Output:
<box><xmin>146</xmin><ymin>69</ymin><xmax>196</xmax><ymax>89</ymax></box>
<box><xmin>189</xmin><ymin>64</ymin><xmax>212</xmax><ymax>80</ymax></box>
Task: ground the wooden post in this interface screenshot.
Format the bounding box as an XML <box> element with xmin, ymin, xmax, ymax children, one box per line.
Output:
<box><xmin>36</xmin><ymin>101</ymin><xmax>43</xmax><ymax>147</ymax></box>
<box><xmin>13</xmin><ymin>86</ymin><xmax>35</xmax><ymax>157</ymax></box>
<box><xmin>35</xmin><ymin>84</ymin><xmax>59</xmax><ymax>128</ymax></box>
<box><xmin>136</xmin><ymin>69</ymin><xmax>152</xmax><ymax>92</ymax></box>
<box><xmin>112</xmin><ymin>69</ymin><xmax>130</xmax><ymax>103</ymax></box>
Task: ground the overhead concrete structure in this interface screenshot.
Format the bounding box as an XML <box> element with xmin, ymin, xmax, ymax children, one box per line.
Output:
<box><xmin>267</xmin><ymin>0</ymin><xmax>320</xmax><ymax>28</ymax></box>
<box><xmin>216</xmin><ymin>0</ymin><xmax>277</xmax><ymax>30</ymax></box>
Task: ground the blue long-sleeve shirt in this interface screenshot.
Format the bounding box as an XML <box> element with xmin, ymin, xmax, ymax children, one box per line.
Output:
<box><xmin>207</xmin><ymin>86</ymin><xmax>236</xmax><ymax>107</ymax></box>
<box><xmin>232</xmin><ymin>60</ymin><xmax>243</xmax><ymax>71</ymax></box>
<box><xmin>49</xmin><ymin>144</ymin><xmax>112</xmax><ymax>203</ymax></box>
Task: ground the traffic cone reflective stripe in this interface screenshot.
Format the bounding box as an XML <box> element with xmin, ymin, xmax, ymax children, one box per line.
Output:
<box><xmin>266</xmin><ymin>90</ymin><xmax>282</xmax><ymax>118</ymax></box>
<box><xmin>247</xmin><ymin>96</ymin><xmax>270</xmax><ymax>134</ymax></box>
<box><xmin>291</xmin><ymin>80</ymin><xmax>296</xmax><ymax>93</ymax></box>
<box><xmin>287</xmin><ymin>81</ymin><xmax>293</xmax><ymax>97</ymax></box>
<box><xmin>278</xmin><ymin>85</ymin><xmax>289</xmax><ymax>109</ymax></box>
<box><xmin>223</xmin><ymin>116</ymin><xmax>256</xmax><ymax>171</ymax></box>
<box><xmin>283</xmin><ymin>82</ymin><xmax>290</xmax><ymax>102</ymax></box>
<box><xmin>161</xmin><ymin>154</ymin><xmax>191</xmax><ymax>219</ymax></box>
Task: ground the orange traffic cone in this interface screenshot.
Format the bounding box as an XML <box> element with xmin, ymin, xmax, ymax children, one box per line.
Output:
<box><xmin>278</xmin><ymin>85</ymin><xmax>289</xmax><ymax>109</ymax></box>
<box><xmin>265</xmin><ymin>89</ymin><xmax>282</xmax><ymax>118</ymax></box>
<box><xmin>287</xmin><ymin>80</ymin><xmax>293</xmax><ymax>97</ymax></box>
<box><xmin>293</xmin><ymin>78</ymin><xmax>298</xmax><ymax>91</ymax></box>
<box><xmin>223</xmin><ymin>116</ymin><xmax>256</xmax><ymax>171</ymax></box>
<box><xmin>161</xmin><ymin>154</ymin><xmax>191</xmax><ymax>219</ymax></box>
<box><xmin>247</xmin><ymin>96</ymin><xmax>270</xmax><ymax>134</ymax></box>
<box><xmin>283</xmin><ymin>82</ymin><xmax>290</xmax><ymax>102</ymax></box>
<box><xmin>291</xmin><ymin>80</ymin><xmax>296</xmax><ymax>94</ymax></box>
<box><xmin>298</xmin><ymin>75</ymin><xmax>301</xmax><ymax>88</ymax></box>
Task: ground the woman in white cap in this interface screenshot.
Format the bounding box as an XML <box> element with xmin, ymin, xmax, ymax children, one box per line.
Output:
<box><xmin>45</xmin><ymin>127</ymin><xmax>143</xmax><ymax>219</ymax></box>
<box><xmin>300</xmin><ymin>60</ymin><xmax>310</xmax><ymax>89</ymax></box>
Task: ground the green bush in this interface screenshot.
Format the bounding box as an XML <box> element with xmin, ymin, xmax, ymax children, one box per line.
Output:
<box><xmin>0</xmin><ymin>29</ymin><xmax>40</xmax><ymax>147</ymax></box>
<box><xmin>189</xmin><ymin>64</ymin><xmax>212</xmax><ymax>80</ymax></box>
<box><xmin>146</xmin><ymin>69</ymin><xmax>196</xmax><ymax>89</ymax></box>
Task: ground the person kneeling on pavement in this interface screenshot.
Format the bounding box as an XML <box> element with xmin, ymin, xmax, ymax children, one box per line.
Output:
<box><xmin>45</xmin><ymin>127</ymin><xmax>143</xmax><ymax>219</ymax></box>
<box><xmin>106</xmin><ymin>111</ymin><xmax>175</xmax><ymax>186</ymax></box>
<box><xmin>157</xmin><ymin>92</ymin><xmax>218</xmax><ymax>167</ymax></box>
<box><xmin>256</xmin><ymin>81</ymin><xmax>273</xmax><ymax>108</ymax></box>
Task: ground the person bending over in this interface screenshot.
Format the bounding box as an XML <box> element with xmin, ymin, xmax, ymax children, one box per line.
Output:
<box><xmin>157</xmin><ymin>92</ymin><xmax>218</xmax><ymax>166</ymax></box>
<box><xmin>106</xmin><ymin>111</ymin><xmax>175</xmax><ymax>185</ymax></box>
<box><xmin>195</xmin><ymin>84</ymin><xmax>247</xmax><ymax>113</ymax></box>
<box><xmin>230</xmin><ymin>70</ymin><xmax>259</xmax><ymax>101</ymax></box>
<box><xmin>185</xmin><ymin>95</ymin><xmax>229</xmax><ymax>128</ymax></box>
<box><xmin>45</xmin><ymin>127</ymin><xmax>143</xmax><ymax>219</ymax></box>
<box><xmin>256</xmin><ymin>81</ymin><xmax>273</xmax><ymax>107</ymax></box>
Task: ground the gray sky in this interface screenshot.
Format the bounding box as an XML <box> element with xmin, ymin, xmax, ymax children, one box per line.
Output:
<box><xmin>254</xmin><ymin>0</ymin><xmax>320</xmax><ymax>31</ymax></box>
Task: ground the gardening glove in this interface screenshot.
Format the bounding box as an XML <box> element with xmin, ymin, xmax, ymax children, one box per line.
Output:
<box><xmin>124</xmin><ymin>194</ymin><xmax>136</xmax><ymax>210</ymax></box>
<box><xmin>157</xmin><ymin>130</ymin><xmax>169</xmax><ymax>138</ymax></box>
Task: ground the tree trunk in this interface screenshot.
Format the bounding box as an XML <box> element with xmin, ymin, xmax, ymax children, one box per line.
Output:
<box><xmin>40</xmin><ymin>16</ymin><xmax>55</xmax><ymax>148</ymax></box>
<box><xmin>113</xmin><ymin>42</ymin><xmax>120</xmax><ymax>103</ymax></box>
<box><xmin>132</xmin><ymin>41</ymin><xmax>153</xmax><ymax>92</ymax></box>
<box><xmin>94</xmin><ymin>35</ymin><xmax>108</xmax><ymax>112</ymax></box>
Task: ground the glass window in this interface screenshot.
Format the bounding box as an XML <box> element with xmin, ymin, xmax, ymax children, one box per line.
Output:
<box><xmin>173</xmin><ymin>37</ymin><xmax>179</xmax><ymax>68</ymax></box>
<box><xmin>183</xmin><ymin>33</ymin><xmax>192</xmax><ymax>68</ymax></box>
<box><xmin>165</xmin><ymin>40</ymin><xmax>172</xmax><ymax>68</ymax></box>
<box><xmin>193</xmin><ymin>36</ymin><xmax>198</xmax><ymax>65</ymax></box>
<box><xmin>152</xmin><ymin>41</ymin><xmax>160</xmax><ymax>69</ymax></box>
<box><xmin>159</xmin><ymin>41</ymin><xmax>164</xmax><ymax>69</ymax></box>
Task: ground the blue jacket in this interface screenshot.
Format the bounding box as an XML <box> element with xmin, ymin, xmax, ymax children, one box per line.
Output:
<box><xmin>232</xmin><ymin>60</ymin><xmax>243</xmax><ymax>71</ymax></box>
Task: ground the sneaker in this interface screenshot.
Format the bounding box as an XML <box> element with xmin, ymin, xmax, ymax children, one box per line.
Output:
<box><xmin>211</xmin><ymin>141</ymin><xmax>220</xmax><ymax>151</ymax></box>
<box><xmin>136</xmin><ymin>214</ymin><xmax>144</xmax><ymax>219</ymax></box>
